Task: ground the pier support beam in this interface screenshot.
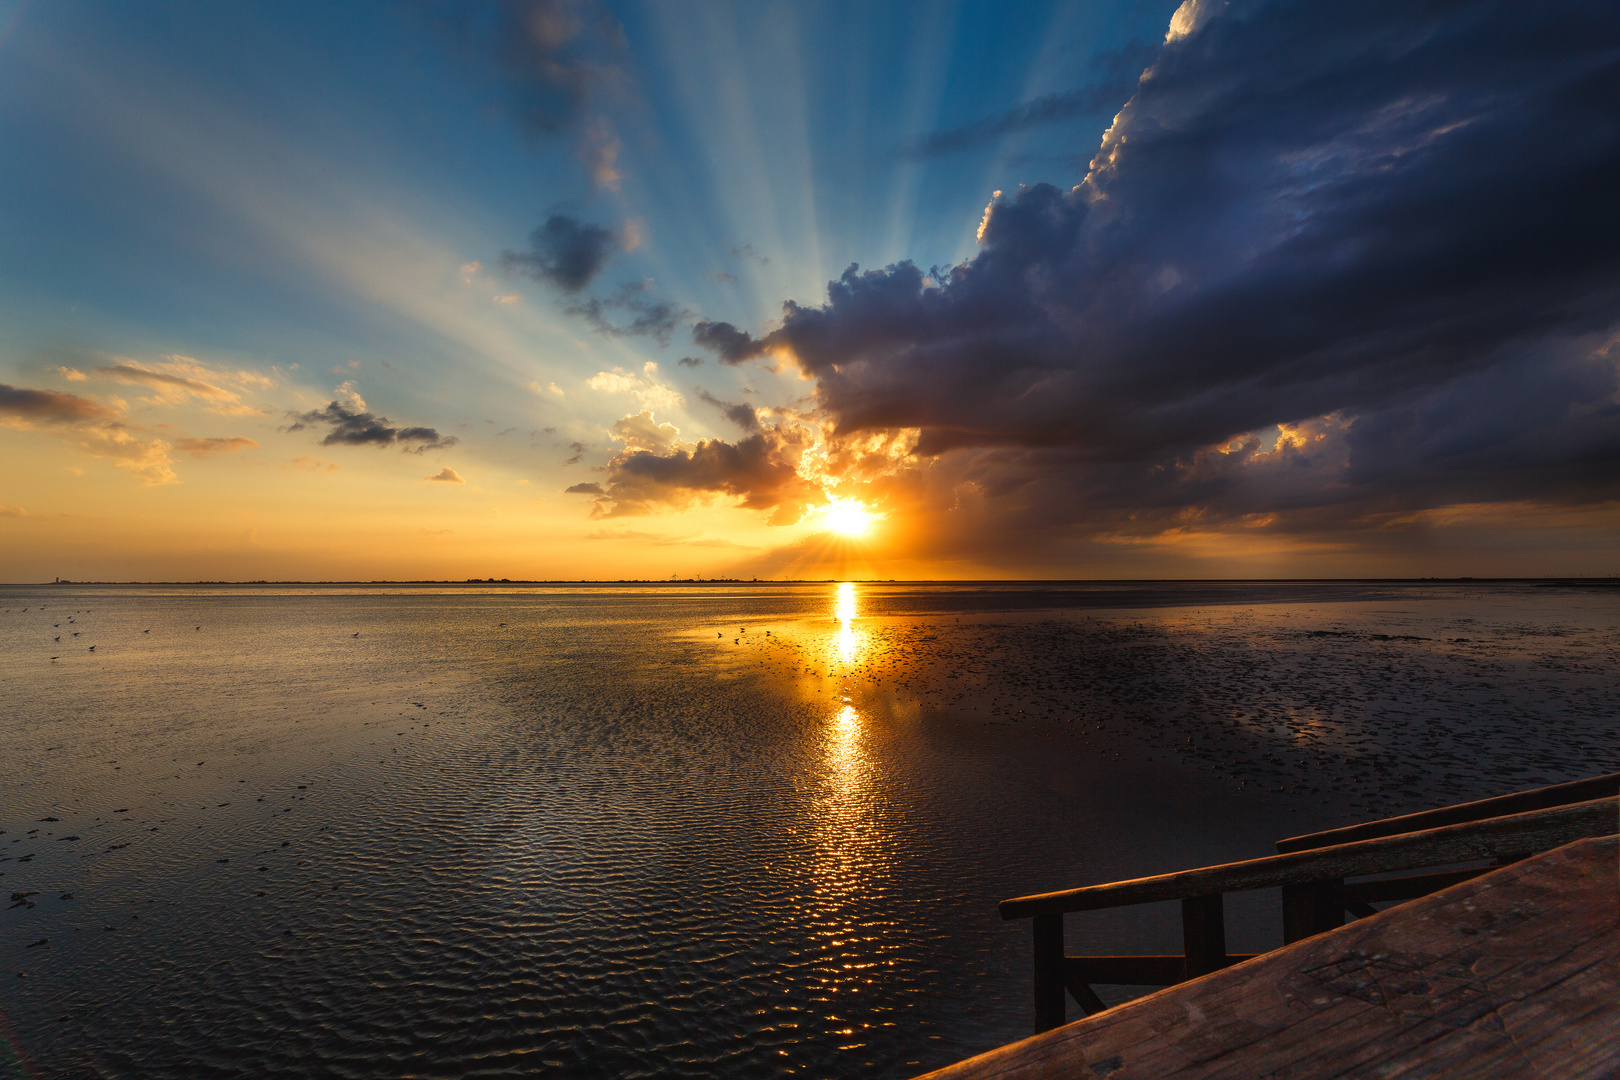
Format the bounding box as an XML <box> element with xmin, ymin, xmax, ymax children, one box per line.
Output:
<box><xmin>1181</xmin><ymin>893</ymin><xmax>1228</xmax><ymax>978</ymax></box>
<box><xmin>1033</xmin><ymin>913</ymin><xmax>1065</xmax><ymax>1032</ymax></box>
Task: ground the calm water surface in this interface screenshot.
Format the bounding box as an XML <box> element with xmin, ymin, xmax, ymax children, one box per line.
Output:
<box><xmin>2</xmin><ymin>582</ymin><xmax>1617</xmax><ymax>1078</ymax></box>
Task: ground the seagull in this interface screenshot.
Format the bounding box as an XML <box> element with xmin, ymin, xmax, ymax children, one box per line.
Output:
<box><xmin>88</xmin><ymin>645</ymin><xmax>96</xmax><ymax>651</ymax></box>
<box><xmin>143</xmin><ymin>629</ymin><xmax>149</xmax><ymax>634</ymax></box>
<box><xmin>352</xmin><ymin>632</ymin><xmax>359</xmax><ymax>637</ymax></box>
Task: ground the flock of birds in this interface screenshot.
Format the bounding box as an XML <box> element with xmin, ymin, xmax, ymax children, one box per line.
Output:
<box><xmin>4</xmin><ymin>605</ymin><xmax>213</xmax><ymax>661</ymax></box>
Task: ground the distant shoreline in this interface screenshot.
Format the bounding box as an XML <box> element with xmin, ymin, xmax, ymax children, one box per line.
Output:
<box><xmin>8</xmin><ymin>577</ymin><xmax>1619</xmax><ymax>588</ymax></box>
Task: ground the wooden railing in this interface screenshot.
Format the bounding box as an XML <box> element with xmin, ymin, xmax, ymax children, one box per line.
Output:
<box><xmin>999</xmin><ymin>773</ymin><xmax>1620</xmax><ymax>1033</ymax></box>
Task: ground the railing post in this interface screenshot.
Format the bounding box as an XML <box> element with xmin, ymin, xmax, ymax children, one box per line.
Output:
<box><xmin>1033</xmin><ymin>913</ymin><xmax>1065</xmax><ymax>1032</ymax></box>
<box><xmin>1181</xmin><ymin>893</ymin><xmax>1227</xmax><ymax>978</ymax></box>
<box><xmin>1281</xmin><ymin>878</ymin><xmax>1344</xmax><ymax>944</ymax></box>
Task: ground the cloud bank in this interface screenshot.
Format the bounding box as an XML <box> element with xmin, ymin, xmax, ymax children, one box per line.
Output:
<box><xmin>637</xmin><ymin>0</ymin><xmax>1620</xmax><ymax>566</ymax></box>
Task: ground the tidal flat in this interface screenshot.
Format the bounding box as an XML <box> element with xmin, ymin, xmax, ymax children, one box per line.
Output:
<box><xmin>2</xmin><ymin>581</ymin><xmax>1617</xmax><ymax>1078</ymax></box>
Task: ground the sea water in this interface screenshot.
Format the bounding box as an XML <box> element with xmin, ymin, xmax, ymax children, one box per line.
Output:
<box><xmin>2</xmin><ymin>582</ymin><xmax>1617</xmax><ymax>1078</ymax></box>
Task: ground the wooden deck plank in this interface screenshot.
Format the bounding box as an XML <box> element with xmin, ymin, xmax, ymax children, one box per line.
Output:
<box><xmin>919</xmin><ymin>835</ymin><xmax>1619</xmax><ymax>1080</ymax></box>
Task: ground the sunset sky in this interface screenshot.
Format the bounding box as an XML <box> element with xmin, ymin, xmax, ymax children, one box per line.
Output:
<box><xmin>2</xmin><ymin>0</ymin><xmax>1618</xmax><ymax>581</ymax></box>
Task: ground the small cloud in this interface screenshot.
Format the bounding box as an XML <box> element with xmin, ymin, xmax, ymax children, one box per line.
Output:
<box><xmin>494</xmin><ymin>294</ymin><xmax>523</xmax><ymax>304</ymax></box>
<box><xmin>65</xmin><ymin>466</ymin><xmax>84</xmax><ymax>476</ymax></box>
<box><xmin>730</xmin><ymin>241</ymin><xmax>769</xmax><ymax>266</ymax></box>
<box><xmin>288</xmin><ymin>401</ymin><xmax>457</xmax><ymax>453</ymax></box>
<box><xmin>527</xmin><ymin>379</ymin><xmax>565</xmax><ymax>396</ymax></box>
<box><xmin>565</xmin><ymin>482</ymin><xmax>605</xmax><ymax>495</ymax></box>
<box><xmin>677</xmin><ymin>356</ymin><xmax>704</xmax><ymax>368</ymax></box>
<box><xmin>501</xmin><ymin>214</ymin><xmax>616</xmax><ymax>293</ymax></box>
<box><xmin>0</xmin><ymin>383</ymin><xmax>120</xmax><ymax>422</ymax></box>
<box><xmin>707</xmin><ymin>272</ymin><xmax>737</xmax><ymax>284</ymax></box>
<box><xmin>425</xmin><ymin>467</ymin><xmax>465</xmax><ymax>484</ymax></box>
<box><xmin>175</xmin><ymin>436</ymin><xmax>259</xmax><ymax>458</ymax></box>
<box><xmin>287</xmin><ymin>456</ymin><xmax>339</xmax><ymax>473</ymax></box>
<box><xmin>580</xmin><ymin>116</ymin><xmax>622</xmax><ymax>189</ymax></box>
<box><xmin>59</xmin><ymin>367</ymin><xmax>88</xmax><ymax>382</ymax></box>
<box><xmin>0</xmin><ymin>505</ymin><xmax>26</xmax><ymax>518</ymax></box>
<box><xmin>587</xmin><ymin>367</ymin><xmax>685</xmax><ymax>411</ymax></box>
<box><xmin>611</xmin><ymin>409</ymin><xmax>681</xmax><ymax>453</ymax></box>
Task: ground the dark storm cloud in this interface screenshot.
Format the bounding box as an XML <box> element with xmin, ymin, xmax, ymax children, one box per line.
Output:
<box><xmin>288</xmin><ymin>402</ymin><xmax>458</xmax><ymax>453</ymax></box>
<box><xmin>564</xmin><ymin>481</ymin><xmax>604</xmax><ymax>495</ymax></box>
<box><xmin>697</xmin><ymin>389</ymin><xmax>760</xmax><ymax>432</ymax></box>
<box><xmin>896</xmin><ymin>41</ymin><xmax>1158</xmax><ymax>159</ymax></box>
<box><xmin>687</xmin><ymin>0</ymin><xmax>1620</xmax><ymax>538</ymax></box>
<box><xmin>431</xmin><ymin>0</ymin><xmax>623</xmax><ymax>136</ymax></box>
<box><xmin>691</xmin><ymin>319</ymin><xmax>762</xmax><ymax>365</ymax></box>
<box><xmin>502</xmin><ymin>214</ymin><xmax>616</xmax><ymax>292</ymax></box>
<box><xmin>0</xmin><ymin>384</ymin><xmax>118</xmax><ymax>422</ymax></box>
<box><xmin>594</xmin><ymin>429</ymin><xmax>821</xmax><ymax>523</ymax></box>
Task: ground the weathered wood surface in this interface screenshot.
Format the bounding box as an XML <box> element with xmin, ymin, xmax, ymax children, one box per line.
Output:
<box><xmin>921</xmin><ymin>835</ymin><xmax>1620</xmax><ymax>1080</ymax></box>
<box><xmin>1276</xmin><ymin>771</ymin><xmax>1620</xmax><ymax>853</ymax></box>
<box><xmin>1067</xmin><ymin>955</ymin><xmax>1261</xmax><ymax>986</ymax></box>
<box><xmin>999</xmin><ymin>796</ymin><xmax>1616</xmax><ymax>919</ymax></box>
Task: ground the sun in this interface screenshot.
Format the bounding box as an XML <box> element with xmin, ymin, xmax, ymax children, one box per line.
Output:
<box><xmin>820</xmin><ymin>498</ymin><xmax>876</xmax><ymax>537</ymax></box>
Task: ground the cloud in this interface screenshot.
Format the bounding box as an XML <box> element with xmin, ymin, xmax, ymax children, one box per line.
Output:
<box><xmin>287</xmin><ymin>455</ymin><xmax>339</xmax><ymax>473</ymax></box>
<box><xmin>566</xmin><ymin>280</ymin><xmax>686</xmax><ymax>343</ymax></box>
<box><xmin>425</xmin><ymin>466</ymin><xmax>465</xmax><ymax>483</ymax></box>
<box><xmin>0</xmin><ymin>505</ymin><xmax>26</xmax><ymax>518</ymax></box>
<box><xmin>586</xmin><ymin>365</ymin><xmax>685</xmax><ymax>411</ymax></box>
<box><xmin>501</xmin><ymin>213</ymin><xmax>617</xmax><ymax>292</ymax></box>
<box><xmin>896</xmin><ymin>40</ymin><xmax>1157</xmax><ymax>159</ymax></box>
<box><xmin>431</xmin><ymin>0</ymin><xmax>625</xmax><ymax>137</ymax></box>
<box><xmin>673</xmin><ymin>0</ymin><xmax>1620</xmax><ymax>560</ymax></box>
<box><xmin>677</xmin><ymin>356</ymin><xmax>704</xmax><ymax>369</ymax></box>
<box><xmin>592</xmin><ymin>425</ymin><xmax>823</xmax><ymax>523</ymax></box>
<box><xmin>564</xmin><ymin>481</ymin><xmax>605</xmax><ymax>495</ymax></box>
<box><xmin>0</xmin><ymin>384</ymin><xmax>119</xmax><ymax>422</ymax></box>
<box><xmin>610</xmin><ymin>409</ymin><xmax>682</xmax><ymax>453</ymax></box>
<box><xmin>175</xmin><ymin>436</ymin><xmax>259</xmax><ymax>457</ymax></box>
<box><xmin>59</xmin><ymin>367</ymin><xmax>88</xmax><ymax>382</ymax></box>
<box><xmin>92</xmin><ymin>356</ymin><xmax>269</xmax><ymax>415</ymax></box>
<box><xmin>691</xmin><ymin>319</ymin><xmax>764</xmax><ymax>365</ymax></box>
<box><xmin>697</xmin><ymin>389</ymin><xmax>760</xmax><ymax>432</ymax></box>
<box><xmin>0</xmin><ymin>382</ymin><xmax>180</xmax><ymax>484</ymax></box>
<box><xmin>288</xmin><ymin>401</ymin><xmax>459</xmax><ymax>453</ymax></box>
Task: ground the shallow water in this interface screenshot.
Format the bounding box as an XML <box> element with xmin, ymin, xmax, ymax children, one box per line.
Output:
<box><xmin>1</xmin><ymin>582</ymin><xmax>1617</xmax><ymax>1078</ymax></box>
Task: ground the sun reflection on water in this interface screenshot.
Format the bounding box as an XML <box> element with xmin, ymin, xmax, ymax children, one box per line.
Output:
<box><xmin>834</xmin><ymin>581</ymin><xmax>865</xmax><ymax>663</ymax></box>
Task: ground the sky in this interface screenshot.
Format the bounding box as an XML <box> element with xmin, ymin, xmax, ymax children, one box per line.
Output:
<box><xmin>1</xmin><ymin>0</ymin><xmax>1618</xmax><ymax>582</ymax></box>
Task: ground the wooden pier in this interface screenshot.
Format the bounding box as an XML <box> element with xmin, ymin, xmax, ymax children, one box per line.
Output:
<box><xmin>919</xmin><ymin>774</ymin><xmax>1620</xmax><ymax>1079</ymax></box>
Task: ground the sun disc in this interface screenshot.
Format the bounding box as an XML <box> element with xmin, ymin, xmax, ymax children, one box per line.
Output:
<box><xmin>822</xmin><ymin>500</ymin><xmax>874</xmax><ymax>537</ymax></box>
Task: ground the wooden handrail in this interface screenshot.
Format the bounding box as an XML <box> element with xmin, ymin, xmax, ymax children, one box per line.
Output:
<box><xmin>1274</xmin><ymin>771</ymin><xmax>1620</xmax><ymax>853</ymax></box>
<box><xmin>999</xmin><ymin>795</ymin><xmax>1616</xmax><ymax>920</ymax></box>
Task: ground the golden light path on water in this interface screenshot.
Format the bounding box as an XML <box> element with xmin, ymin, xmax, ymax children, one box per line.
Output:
<box><xmin>807</xmin><ymin>582</ymin><xmax>897</xmax><ymax>1032</ymax></box>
